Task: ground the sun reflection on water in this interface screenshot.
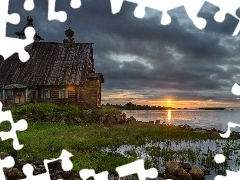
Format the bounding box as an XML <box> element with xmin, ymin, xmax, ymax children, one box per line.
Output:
<box><xmin>167</xmin><ymin>110</ymin><xmax>171</xmax><ymax>123</ymax></box>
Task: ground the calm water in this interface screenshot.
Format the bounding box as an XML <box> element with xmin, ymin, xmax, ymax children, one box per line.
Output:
<box><xmin>123</xmin><ymin>109</ymin><xmax>240</xmax><ymax>132</ymax></box>
<box><xmin>105</xmin><ymin>139</ymin><xmax>240</xmax><ymax>180</ymax></box>
<box><xmin>120</xmin><ymin>109</ymin><xmax>240</xmax><ymax>179</ymax></box>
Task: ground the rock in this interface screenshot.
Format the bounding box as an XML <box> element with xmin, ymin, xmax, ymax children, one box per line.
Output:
<box><xmin>165</xmin><ymin>161</ymin><xmax>180</xmax><ymax>176</ymax></box>
<box><xmin>231</xmin><ymin>132</ymin><xmax>240</xmax><ymax>139</ymax></box>
<box><xmin>74</xmin><ymin>117</ymin><xmax>82</xmax><ymax>123</ymax></box>
<box><xmin>180</xmin><ymin>162</ymin><xmax>192</xmax><ymax>170</ymax></box>
<box><xmin>33</xmin><ymin>156</ymin><xmax>44</xmax><ymax>166</ymax></box>
<box><xmin>51</xmin><ymin>117</ymin><xmax>57</xmax><ymax>122</ymax></box>
<box><xmin>33</xmin><ymin>167</ymin><xmax>46</xmax><ymax>175</ymax></box>
<box><xmin>4</xmin><ymin>167</ymin><xmax>25</xmax><ymax>180</ymax></box>
<box><xmin>98</xmin><ymin>113</ymin><xmax>137</xmax><ymax>124</ymax></box>
<box><xmin>53</xmin><ymin>174</ymin><xmax>62</xmax><ymax>180</ymax></box>
<box><xmin>67</xmin><ymin>172</ymin><xmax>80</xmax><ymax>180</ymax></box>
<box><xmin>0</xmin><ymin>152</ymin><xmax>10</xmax><ymax>160</ymax></box>
<box><xmin>15</xmin><ymin>159</ymin><xmax>27</xmax><ymax>167</ymax></box>
<box><xmin>115</xmin><ymin>114</ymin><xmax>122</xmax><ymax>123</ymax></box>
<box><xmin>178</xmin><ymin>168</ymin><xmax>193</xmax><ymax>180</ymax></box>
<box><xmin>48</xmin><ymin>160</ymin><xmax>62</xmax><ymax>172</ymax></box>
<box><xmin>155</xmin><ymin>120</ymin><xmax>160</xmax><ymax>124</ymax></box>
<box><xmin>127</xmin><ymin>116</ymin><xmax>136</xmax><ymax>122</ymax></box>
<box><xmin>211</xmin><ymin>128</ymin><xmax>217</xmax><ymax>132</ymax></box>
<box><xmin>122</xmin><ymin>113</ymin><xmax>126</xmax><ymax>121</ymax></box>
<box><xmin>99</xmin><ymin>114</ymin><xmax>108</xmax><ymax>123</ymax></box>
<box><xmin>33</xmin><ymin>159</ymin><xmax>44</xmax><ymax>166</ymax></box>
<box><xmin>202</xmin><ymin>169</ymin><xmax>210</xmax><ymax>175</ymax></box>
<box><xmin>0</xmin><ymin>153</ymin><xmax>80</xmax><ymax>180</ymax></box>
<box><xmin>62</xmin><ymin>171</ymin><xmax>72</xmax><ymax>179</ymax></box>
<box><xmin>182</xmin><ymin>124</ymin><xmax>192</xmax><ymax>130</ymax></box>
<box><xmin>60</xmin><ymin>119</ymin><xmax>65</xmax><ymax>124</ymax></box>
<box><xmin>106</xmin><ymin>115</ymin><xmax>116</xmax><ymax>124</ymax></box>
<box><xmin>119</xmin><ymin>119</ymin><xmax>126</xmax><ymax>124</ymax></box>
<box><xmin>189</xmin><ymin>165</ymin><xmax>204</xmax><ymax>179</ymax></box>
<box><xmin>99</xmin><ymin>114</ymin><xmax>137</xmax><ymax>124</ymax></box>
<box><xmin>194</xmin><ymin>128</ymin><xmax>202</xmax><ymax>131</ymax></box>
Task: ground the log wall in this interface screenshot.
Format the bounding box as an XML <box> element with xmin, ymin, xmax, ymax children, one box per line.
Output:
<box><xmin>37</xmin><ymin>85</ymin><xmax>78</xmax><ymax>105</ymax></box>
<box><xmin>81</xmin><ymin>79</ymin><xmax>101</xmax><ymax>108</ymax></box>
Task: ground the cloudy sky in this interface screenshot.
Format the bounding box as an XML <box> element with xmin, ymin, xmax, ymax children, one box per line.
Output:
<box><xmin>6</xmin><ymin>0</ymin><xmax>240</xmax><ymax>108</ymax></box>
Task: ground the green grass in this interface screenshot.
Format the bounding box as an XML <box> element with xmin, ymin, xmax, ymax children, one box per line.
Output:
<box><xmin>0</xmin><ymin>120</ymin><xmax>221</xmax><ymax>175</ymax></box>
<box><xmin>0</xmin><ymin>103</ymin><xmax>231</xmax><ymax>176</ymax></box>
<box><xmin>4</xmin><ymin>102</ymin><xmax>121</xmax><ymax>123</ymax></box>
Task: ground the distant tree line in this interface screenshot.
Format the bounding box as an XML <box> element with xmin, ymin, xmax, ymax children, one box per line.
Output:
<box><xmin>102</xmin><ymin>102</ymin><xmax>173</xmax><ymax>110</ymax></box>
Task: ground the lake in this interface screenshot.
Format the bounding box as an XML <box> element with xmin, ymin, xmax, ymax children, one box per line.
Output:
<box><xmin>123</xmin><ymin>109</ymin><xmax>240</xmax><ymax>132</ymax></box>
<box><xmin>120</xmin><ymin>109</ymin><xmax>240</xmax><ymax>179</ymax></box>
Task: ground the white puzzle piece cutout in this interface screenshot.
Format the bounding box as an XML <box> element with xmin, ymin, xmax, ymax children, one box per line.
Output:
<box><xmin>110</xmin><ymin>0</ymin><xmax>240</xmax><ymax>35</ymax></box>
<box><xmin>47</xmin><ymin>0</ymin><xmax>81</xmax><ymax>22</ymax></box>
<box><xmin>214</xmin><ymin>121</ymin><xmax>240</xmax><ymax>179</ymax></box>
<box><xmin>116</xmin><ymin>159</ymin><xmax>158</xmax><ymax>180</ymax></box>
<box><xmin>0</xmin><ymin>102</ymin><xmax>28</xmax><ymax>150</ymax></box>
<box><xmin>21</xmin><ymin>149</ymin><xmax>73</xmax><ymax>180</ymax></box>
<box><xmin>79</xmin><ymin>169</ymin><xmax>109</xmax><ymax>180</ymax></box>
<box><xmin>0</xmin><ymin>156</ymin><xmax>15</xmax><ymax>180</ymax></box>
<box><xmin>0</xmin><ymin>0</ymin><xmax>35</xmax><ymax>62</ymax></box>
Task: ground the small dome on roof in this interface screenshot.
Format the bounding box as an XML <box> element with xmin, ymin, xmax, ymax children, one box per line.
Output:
<box><xmin>65</xmin><ymin>27</ymin><xmax>74</xmax><ymax>38</ymax></box>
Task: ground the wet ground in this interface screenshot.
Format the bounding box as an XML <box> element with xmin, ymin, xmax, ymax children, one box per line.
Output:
<box><xmin>103</xmin><ymin>139</ymin><xmax>240</xmax><ymax>180</ymax></box>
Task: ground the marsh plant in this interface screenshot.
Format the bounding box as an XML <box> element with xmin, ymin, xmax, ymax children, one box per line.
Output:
<box><xmin>104</xmin><ymin>138</ymin><xmax>240</xmax><ymax>178</ymax></box>
<box><xmin>0</xmin><ymin>103</ymin><xmax>238</xmax><ymax>178</ymax></box>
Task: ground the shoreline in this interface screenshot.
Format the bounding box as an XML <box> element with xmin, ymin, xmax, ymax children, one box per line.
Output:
<box><xmin>97</xmin><ymin>112</ymin><xmax>240</xmax><ymax>139</ymax></box>
<box><xmin>1</xmin><ymin>103</ymin><xmax>238</xmax><ymax>179</ymax></box>
<box><xmin>0</xmin><ymin>121</ymin><xmax>235</xmax><ymax>180</ymax></box>
<box><xmin>0</xmin><ymin>120</ymin><xmax>237</xmax><ymax>180</ymax></box>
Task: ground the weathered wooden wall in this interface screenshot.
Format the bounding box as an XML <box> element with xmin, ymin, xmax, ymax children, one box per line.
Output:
<box><xmin>3</xmin><ymin>83</ymin><xmax>102</xmax><ymax>108</ymax></box>
<box><xmin>81</xmin><ymin>79</ymin><xmax>101</xmax><ymax>108</ymax></box>
<box><xmin>37</xmin><ymin>85</ymin><xmax>77</xmax><ymax>104</ymax></box>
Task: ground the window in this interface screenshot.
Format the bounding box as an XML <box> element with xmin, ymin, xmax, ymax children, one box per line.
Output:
<box><xmin>59</xmin><ymin>88</ymin><xmax>68</xmax><ymax>99</ymax></box>
<box><xmin>41</xmin><ymin>89</ymin><xmax>50</xmax><ymax>99</ymax></box>
<box><xmin>6</xmin><ymin>90</ymin><xmax>13</xmax><ymax>99</ymax></box>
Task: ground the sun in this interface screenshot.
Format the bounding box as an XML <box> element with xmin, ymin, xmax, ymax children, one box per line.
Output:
<box><xmin>167</xmin><ymin>100</ymin><xmax>171</xmax><ymax>103</ymax></box>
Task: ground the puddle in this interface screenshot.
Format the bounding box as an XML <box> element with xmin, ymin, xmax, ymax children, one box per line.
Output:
<box><xmin>103</xmin><ymin>139</ymin><xmax>240</xmax><ymax>180</ymax></box>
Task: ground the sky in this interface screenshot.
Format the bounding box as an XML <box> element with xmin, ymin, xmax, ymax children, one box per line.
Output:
<box><xmin>6</xmin><ymin>0</ymin><xmax>240</xmax><ymax>108</ymax></box>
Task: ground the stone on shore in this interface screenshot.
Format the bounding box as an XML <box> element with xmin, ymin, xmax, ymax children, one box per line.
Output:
<box><xmin>189</xmin><ymin>165</ymin><xmax>204</xmax><ymax>179</ymax></box>
<box><xmin>98</xmin><ymin>113</ymin><xmax>136</xmax><ymax>124</ymax></box>
<box><xmin>165</xmin><ymin>161</ymin><xmax>180</xmax><ymax>176</ymax></box>
<box><xmin>177</xmin><ymin>168</ymin><xmax>192</xmax><ymax>180</ymax></box>
<box><xmin>159</xmin><ymin>161</ymin><xmax>208</xmax><ymax>180</ymax></box>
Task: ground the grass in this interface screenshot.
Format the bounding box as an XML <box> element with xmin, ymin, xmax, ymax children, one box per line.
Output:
<box><xmin>0</xmin><ymin>103</ymin><xmax>234</xmax><ymax>177</ymax></box>
<box><xmin>0</xmin><ymin>120</ymin><xmax>222</xmax><ymax>174</ymax></box>
<box><xmin>4</xmin><ymin>102</ymin><xmax>121</xmax><ymax>123</ymax></box>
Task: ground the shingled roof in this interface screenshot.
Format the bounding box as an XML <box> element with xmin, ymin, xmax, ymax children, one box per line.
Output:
<box><xmin>0</xmin><ymin>42</ymin><xmax>94</xmax><ymax>87</ymax></box>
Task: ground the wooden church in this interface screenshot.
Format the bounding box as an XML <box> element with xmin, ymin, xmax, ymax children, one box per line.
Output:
<box><xmin>0</xmin><ymin>17</ymin><xmax>104</xmax><ymax>108</ymax></box>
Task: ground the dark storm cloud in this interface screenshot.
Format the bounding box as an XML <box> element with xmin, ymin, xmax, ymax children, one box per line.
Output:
<box><xmin>101</xmin><ymin>55</ymin><xmax>233</xmax><ymax>91</ymax></box>
<box><xmin>198</xmin><ymin>2</ymin><xmax>240</xmax><ymax>35</ymax></box>
<box><xmin>6</xmin><ymin>0</ymin><xmax>240</xmax><ymax>105</ymax></box>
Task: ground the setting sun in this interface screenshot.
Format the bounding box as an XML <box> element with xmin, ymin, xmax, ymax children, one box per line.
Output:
<box><xmin>167</xmin><ymin>100</ymin><xmax>171</xmax><ymax>103</ymax></box>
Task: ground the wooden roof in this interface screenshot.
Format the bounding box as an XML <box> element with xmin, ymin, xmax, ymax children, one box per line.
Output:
<box><xmin>0</xmin><ymin>42</ymin><xmax>95</xmax><ymax>87</ymax></box>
